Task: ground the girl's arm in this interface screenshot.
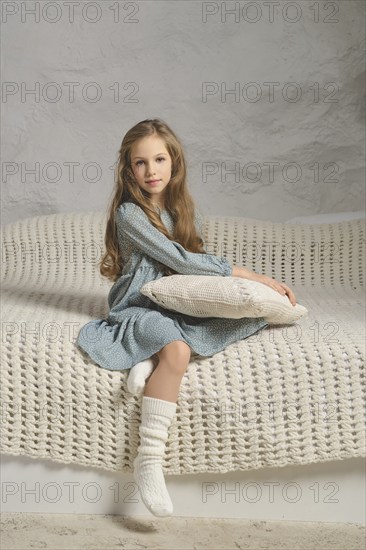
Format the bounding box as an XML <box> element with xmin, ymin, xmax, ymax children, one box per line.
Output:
<box><xmin>117</xmin><ymin>203</ymin><xmax>232</xmax><ymax>277</ymax></box>
<box><xmin>232</xmin><ymin>265</ymin><xmax>297</xmax><ymax>306</ymax></box>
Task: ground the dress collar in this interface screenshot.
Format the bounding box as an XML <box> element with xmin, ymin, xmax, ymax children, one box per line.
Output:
<box><xmin>154</xmin><ymin>204</ymin><xmax>167</xmax><ymax>213</ymax></box>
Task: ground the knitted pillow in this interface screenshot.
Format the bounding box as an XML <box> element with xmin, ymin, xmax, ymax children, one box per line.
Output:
<box><xmin>140</xmin><ymin>275</ymin><xmax>308</xmax><ymax>324</ymax></box>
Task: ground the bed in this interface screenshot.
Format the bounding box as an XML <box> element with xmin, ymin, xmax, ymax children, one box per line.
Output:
<box><xmin>1</xmin><ymin>209</ymin><xmax>365</xmax><ymax>522</ymax></box>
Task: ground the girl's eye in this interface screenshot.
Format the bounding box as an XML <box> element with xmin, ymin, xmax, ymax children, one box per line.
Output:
<box><xmin>135</xmin><ymin>157</ymin><xmax>165</xmax><ymax>166</ymax></box>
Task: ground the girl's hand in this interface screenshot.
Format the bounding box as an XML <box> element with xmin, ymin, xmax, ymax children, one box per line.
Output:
<box><xmin>254</xmin><ymin>273</ymin><xmax>297</xmax><ymax>306</ymax></box>
<box><xmin>232</xmin><ymin>266</ymin><xmax>297</xmax><ymax>306</ymax></box>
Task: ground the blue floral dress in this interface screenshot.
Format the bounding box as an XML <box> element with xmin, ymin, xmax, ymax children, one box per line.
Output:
<box><xmin>76</xmin><ymin>202</ymin><xmax>269</xmax><ymax>370</ymax></box>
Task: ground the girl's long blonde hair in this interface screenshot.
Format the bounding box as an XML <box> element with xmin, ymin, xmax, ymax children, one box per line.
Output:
<box><xmin>99</xmin><ymin>118</ymin><xmax>207</xmax><ymax>282</ymax></box>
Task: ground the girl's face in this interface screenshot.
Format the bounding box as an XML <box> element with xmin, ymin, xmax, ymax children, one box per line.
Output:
<box><xmin>130</xmin><ymin>135</ymin><xmax>172</xmax><ymax>208</ymax></box>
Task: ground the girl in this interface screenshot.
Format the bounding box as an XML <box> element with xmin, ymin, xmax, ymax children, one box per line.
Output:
<box><xmin>76</xmin><ymin>118</ymin><xmax>296</xmax><ymax>518</ymax></box>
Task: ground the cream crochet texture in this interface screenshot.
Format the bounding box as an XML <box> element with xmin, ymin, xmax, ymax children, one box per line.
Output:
<box><xmin>1</xmin><ymin>212</ymin><xmax>365</xmax><ymax>474</ymax></box>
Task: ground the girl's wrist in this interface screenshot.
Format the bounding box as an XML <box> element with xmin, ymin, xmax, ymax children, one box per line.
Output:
<box><xmin>232</xmin><ymin>265</ymin><xmax>257</xmax><ymax>280</ymax></box>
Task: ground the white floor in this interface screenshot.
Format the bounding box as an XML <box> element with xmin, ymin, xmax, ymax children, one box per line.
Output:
<box><xmin>1</xmin><ymin>454</ymin><xmax>365</xmax><ymax>524</ymax></box>
<box><xmin>2</xmin><ymin>513</ymin><xmax>365</xmax><ymax>550</ymax></box>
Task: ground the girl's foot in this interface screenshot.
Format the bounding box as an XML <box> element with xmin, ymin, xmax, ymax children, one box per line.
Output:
<box><xmin>133</xmin><ymin>396</ymin><xmax>177</xmax><ymax>516</ymax></box>
<box><xmin>127</xmin><ymin>358</ymin><xmax>155</xmax><ymax>395</ymax></box>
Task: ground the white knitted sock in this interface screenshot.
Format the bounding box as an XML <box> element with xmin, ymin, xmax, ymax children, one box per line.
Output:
<box><xmin>133</xmin><ymin>395</ymin><xmax>177</xmax><ymax>517</ymax></box>
<box><xmin>127</xmin><ymin>358</ymin><xmax>155</xmax><ymax>395</ymax></box>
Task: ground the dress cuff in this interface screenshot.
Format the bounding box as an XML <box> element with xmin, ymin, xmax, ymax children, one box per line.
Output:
<box><xmin>219</xmin><ymin>257</ymin><xmax>233</xmax><ymax>276</ymax></box>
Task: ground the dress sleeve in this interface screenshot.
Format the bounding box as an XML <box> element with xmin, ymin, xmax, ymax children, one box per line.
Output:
<box><xmin>194</xmin><ymin>208</ymin><xmax>209</xmax><ymax>253</ymax></box>
<box><xmin>116</xmin><ymin>203</ymin><xmax>232</xmax><ymax>277</ymax></box>
<box><xmin>194</xmin><ymin>208</ymin><xmax>205</xmax><ymax>241</ymax></box>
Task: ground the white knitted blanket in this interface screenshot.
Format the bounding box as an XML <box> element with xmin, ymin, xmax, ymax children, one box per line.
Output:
<box><xmin>1</xmin><ymin>212</ymin><xmax>365</xmax><ymax>475</ymax></box>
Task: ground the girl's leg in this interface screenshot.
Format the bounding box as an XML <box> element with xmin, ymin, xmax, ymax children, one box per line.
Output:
<box><xmin>133</xmin><ymin>340</ymin><xmax>191</xmax><ymax>516</ymax></box>
<box><xmin>144</xmin><ymin>341</ymin><xmax>191</xmax><ymax>402</ymax></box>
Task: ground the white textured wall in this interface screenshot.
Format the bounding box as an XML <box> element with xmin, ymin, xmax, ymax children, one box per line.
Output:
<box><xmin>1</xmin><ymin>1</ymin><xmax>365</xmax><ymax>224</ymax></box>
